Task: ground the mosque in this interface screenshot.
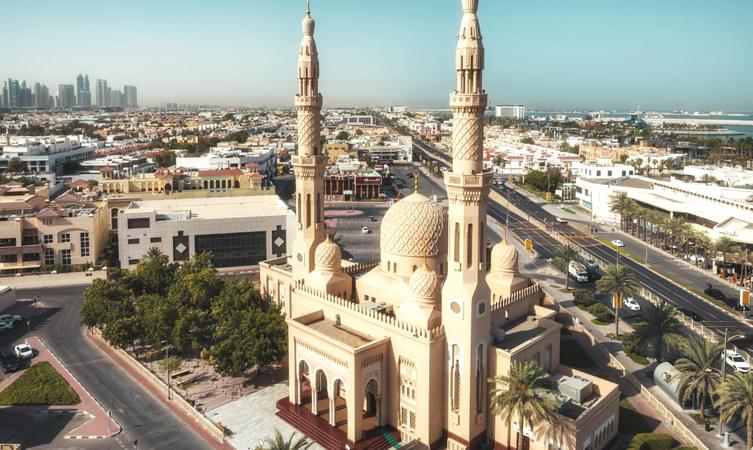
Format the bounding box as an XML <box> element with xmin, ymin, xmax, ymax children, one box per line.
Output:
<box><xmin>260</xmin><ymin>1</ymin><xmax>620</xmax><ymax>449</ymax></box>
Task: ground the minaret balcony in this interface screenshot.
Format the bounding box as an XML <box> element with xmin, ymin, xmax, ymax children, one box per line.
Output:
<box><xmin>295</xmin><ymin>95</ymin><xmax>322</xmax><ymax>107</ymax></box>
<box><xmin>450</xmin><ymin>92</ymin><xmax>487</xmax><ymax>109</ymax></box>
<box><xmin>444</xmin><ymin>171</ymin><xmax>492</xmax><ymax>188</ymax></box>
<box><xmin>292</xmin><ymin>154</ymin><xmax>327</xmax><ymax>167</ymax></box>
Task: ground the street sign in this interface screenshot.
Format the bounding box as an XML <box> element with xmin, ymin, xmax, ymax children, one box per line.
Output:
<box><xmin>741</xmin><ymin>289</ymin><xmax>750</xmax><ymax>306</ymax></box>
<box><xmin>524</xmin><ymin>239</ymin><xmax>533</xmax><ymax>251</ymax></box>
<box><xmin>612</xmin><ymin>292</ymin><xmax>623</xmax><ymax>309</ymax></box>
<box><xmin>545</xmin><ymin>192</ymin><xmax>553</xmax><ymax>202</ymax></box>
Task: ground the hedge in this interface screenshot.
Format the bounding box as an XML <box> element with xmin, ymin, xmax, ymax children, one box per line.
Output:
<box><xmin>626</xmin><ymin>433</ymin><xmax>675</xmax><ymax>450</ymax></box>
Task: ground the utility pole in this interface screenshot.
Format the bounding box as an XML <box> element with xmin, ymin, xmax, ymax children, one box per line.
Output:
<box><xmin>165</xmin><ymin>341</ymin><xmax>172</xmax><ymax>400</ymax></box>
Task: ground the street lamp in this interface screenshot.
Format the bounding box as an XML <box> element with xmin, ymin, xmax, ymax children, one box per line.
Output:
<box><xmin>718</xmin><ymin>328</ymin><xmax>746</xmax><ymax>446</ymax></box>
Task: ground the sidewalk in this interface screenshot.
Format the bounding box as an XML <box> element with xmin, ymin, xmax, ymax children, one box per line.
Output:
<box><xmin>0</xmin><ymin>271</ymin><xmax>105</xmax><ymax>290</ymax></box>
<box><xmin>0</xmin><ymin>336</ymin><xmax>121</xmax><ymax>440</ymax></box>
<box><xmin>87</xmin><ymin>330</ymin><xmax>234</xmax><ymax>450</ymax></box>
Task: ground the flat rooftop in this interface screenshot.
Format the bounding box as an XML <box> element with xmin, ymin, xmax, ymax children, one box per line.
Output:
<box><xmin>124</xmin><ymin>195</ymin><xmax>291</xmax><ymax>220</ymax></box>
<box><xmin>306</xmin><ymin>318</ymin><xmax>373</xmax><ymax>348</ymax></box>
<box><xmin>495</xmin><ymin>316</ymin><xmax>550</xmax><ymax>351</ymax></box>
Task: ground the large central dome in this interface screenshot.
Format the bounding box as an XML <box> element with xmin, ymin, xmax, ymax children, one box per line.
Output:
<box><xmin>381</xmin><ymin>192</ymin><xmax>447</xmax><ymax>258</ymax></box>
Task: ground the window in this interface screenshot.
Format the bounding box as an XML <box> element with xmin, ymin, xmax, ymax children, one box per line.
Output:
<box><xmin>128</xmin><ymin>259</ymin><xmax>140</xmax><ymax>265</ymax></box>
<box><xmin>0</xmin><ymin>238</ymin><xmax>17</xmax><ymax>247</ymax></box>
<box><xmin>44</xmin><ymin>248</ymin><xmax>54</xmax><ymax>265</ymax></box>
<box><xmin>150</xmin><ymin>237</ymin><xmax>162</xmax><ymax>243</ymax></box>
<box><xmin>596</xmin><ymin>170</ymin><xmax>601</xmax><ymax>177</ymax></box>
<box><xmin>128</xmin><ymin>238</ymin><xmax>140</xmax><ymax>245</ymax></box>
<box><xmin>80</xmin><ymin>232</ymin><xmax>90</xmax><ymax>257</ymax></box>
<box><xmin>127</xmin><ymin>218</ymin><xmax>150</xmax><ymax>229</ymax></box>
<box><xmin>60</xmin><ymin>233</ymin><xmax>70</xmax><ymax>243</ymax></box>
<box><xmin>195</xmin><ymin>231</ymin><xmax>267</xmax><ymax>268</ymax></box>
<box><xmin>23</xmin><ymin>253</ymin><xmax>40</xmax><ymax>262</ymax></box>
<box><xmin>22</xmin><ymin>234</ymin><xmax>39</xmax><ymax>245</ymax></box>
<box><xmin>43</xmin><ymin>234</ymin><xmax>53</xmax><ymax>244</ymax></box>
<box><xmin>607</xmin><ymin>170</ymin><xmax>612</xmax><ymax>177</ymax></box>
<box><xmin>0</xmin><ymin>254</ymin><xmax>17</xmax><ymax>263</ymax></box>
<box><xmin>61</xmin><ymin>249</ymin><xmax>71</xmax><ymax>266</ymax></box>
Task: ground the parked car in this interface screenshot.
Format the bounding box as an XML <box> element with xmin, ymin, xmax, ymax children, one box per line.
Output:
<box><xmin>555</xmin><ymin>217</ymin><xmax>568</xmax><ymax>224</ymax></box>
<box><xmin>584</xmin><ymin>258</ymin><xmax>598</xmax><ymax>270</ymax></box>
<box><xmin>723</xmin><ymin>349</ymin><xmax>750</xmax><ymax>373</ymax></box>
<box><xmin>369</xmin><ymin>216</ymin><xmax>378</xmax><ymax>222</ymax></box>
<box><xmin>677</xmin><ymin>308</ymin><xmax>703</xmax><ymax>322</ymax></box>
<box><xmin>361</xmin><ymin>226</ymin><xmax>370</xmax><ymax>235</ymax></box>
<box><xmin>704</xmin><ymin>284</ymin><xmax>727</xmax><ymax>301</ymax></box>
<box><xmin>611</xmin><ymin>239</ymin><xmax>625</xmax><ymax>247</ymax></box>
<box><xmin>0</xmin><ymin>349</ymin><xmax>29</xmax><ymax>374</ymax></box>
<box><xmin>623</xmin><ymin>297</ymin><xmax>641</xmax><ymax>311</ymax></box>
<box><xmin>14</xmin><ymin>343</ymin><xmax>33</xmax><ymax>360</ymax></box>
<box><xmin>0</xmin><ymin>314</ymin><xmax>22</xmax><ymax>324</ymax></box>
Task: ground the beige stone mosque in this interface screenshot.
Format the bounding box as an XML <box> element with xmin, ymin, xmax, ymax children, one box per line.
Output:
<box><xmin>260</xmin><ymin>1</ymin><xmax>619</xmax><ymax>449</ymax></box>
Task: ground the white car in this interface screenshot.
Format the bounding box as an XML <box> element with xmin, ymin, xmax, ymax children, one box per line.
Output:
<box><xmin>0</xmin><ymin>314</ymin><xmax>22</xmax><ymax>324</ymax></box>
<box><xmin>623</xmin><ymin>297</ymin><xmax>641</xmax><ymax>311</ymax></box>
<box><xmin>361</xmin><ymin>226</ymin><xmax>370</xmax><ymax>235</ymax></box>
<box><xmin>723</xmin><ymin>350</ymin><xmax>750</xmax><ymax>373</ymax></box>
<box><xmin>611</xmin><ymin>239</ymin><xmax>625</xmax><ymax>247</ymax></box>
<box><xmin>14</xmin><ymin>343</ymin><xmax>33</xmax><ymax>360</ymax></box>
<box><xmin>555</xmin><ymin>217</ymin><xmax>568</xmax><ymax>224</ymax></box>
<box><xmin>584</xmin><ymin>258</ymin><xmax>598</xmax><ymax>270</ymax></box>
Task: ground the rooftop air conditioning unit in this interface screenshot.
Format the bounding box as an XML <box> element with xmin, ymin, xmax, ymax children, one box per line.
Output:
<box><xmin>557</xmin><ymin>375</ymin><xmax>593</xmax><ymax>404</ymax></box>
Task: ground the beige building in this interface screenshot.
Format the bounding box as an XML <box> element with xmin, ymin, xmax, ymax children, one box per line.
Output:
<box><xmin>0</xmin><ymin>191</ymin><xmax>108</xmax><ymax>272</ymax></box>
<box><xmin>260</xmin><ymin>2</ymin><xmax>619</xmax><ymax>450</ymax></box>
<box><xmin>98</xmin><ymin>166</ymin><xmax>265</xmax><ymax>195</ymax></box>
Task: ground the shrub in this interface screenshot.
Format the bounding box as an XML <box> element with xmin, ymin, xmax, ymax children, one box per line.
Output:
<box><xmin>587</xmin><ymin>303</ymin><xmax>614</xmax><ymax>323</ymax></box>
<box><xmin>626</xmin><ymin>433</ymin><xmax>674</xmax><ymax>450</ymax></box>
<box><xmin>573</xmin><ymin>289</ymin><xmax>597</xmax><ymax>306</ymax></box>
<box><xmin>0</xmin><ymin>362</ymin><xmax>81</xmax><ymax>405</ymax></box>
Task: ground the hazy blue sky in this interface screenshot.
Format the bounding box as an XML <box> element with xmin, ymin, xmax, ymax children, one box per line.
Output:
<box><xmin>3</xmin><ymin>0</ymin><xmax>752</xmax><ymax>111</ymax></box>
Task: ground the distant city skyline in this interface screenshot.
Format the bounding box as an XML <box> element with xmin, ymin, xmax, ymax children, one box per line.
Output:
<box><xmin>2</xmin><ymin>0</ymin><xmax>752</xmax><ymax>111</ymax></box>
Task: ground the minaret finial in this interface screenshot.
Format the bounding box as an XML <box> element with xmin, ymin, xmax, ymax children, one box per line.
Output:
<box><xmin>306</xmin><ymin>0</ymin><xmax>311</xmax><ymax>15</ymax></box>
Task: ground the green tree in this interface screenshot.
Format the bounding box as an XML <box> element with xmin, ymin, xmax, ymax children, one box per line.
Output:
<box><xmin>521</xmin><ymin>136</ymin><xmax>536</xmax><ymax>145</ymax></box>
<box><xmin>715</xmin><ymin>236</ymin><xmax>741</xmax><ymax>274</ymax></box>
<box><xmin>552</xmin><ymin>244</ymin><xmax>579</xmax><ymax>290</ymax></box>
<box><xmin>632</xmin><ymin>301</ymin><xmax>682</xmax><ymax>361</ymax></box>
<box><xmin>6</xmin><ymin>157</ymin><xmax>24</xmax><ymax>173</ymax></box>
<box><xmin>159</xmin><ymin>355</ymin><xmax>183</xmax><ymax>374</ymax></box>
<box><xmin>81</xmin><ymin>277</ymin><xmax>142</xmax><ymax>352</ymax></box>
<box><xmin>153</xmin><ymin>150</ymin><xmax>176</xmax><ymax>168</ymax></box>
<box><xmin>596</xmin><ymin>264</ymin><xmax>638</xmax><ymax>336</ymax></box>
<box><xmin>489</xmin><ymin>361</ymin><xmax>560</xmax><ymax>450</ymax></box>
<box><xmin>139</xmin><ymin>293</ymin><xmax>176</xmax><ymax>348</ymax></box>
<box><xmin>675</xmin><ymin>336</ymin><xmax>721</xmax><ymax>419</ymax></box>
<box><xmin>717</xmin><ymin>371</ymin><xmax>753</xmax><ymax>450</ymax></box>
<box><xmin>132</xmin><ymin>248</ymin><xmax>176</xmax><ymax>297</ymax></box>
<box><xmin>258</xmin><ymin>430</ymin><xmax>313</xmax><ymax>450</ymax></box>
<box><xmin>609</xmin><ymin>192</ymin><xmax>637</xmax><ymax>232</ymax></box>
<box><xmin>167</xmin><ymin>253</ymin><xmax>223</xmax><ymax>352</ymax></box>
<box><xmin>208</xmin><ymin>280</ymin><xmax>287</xmax><ymax>377</ymax></box>
<box><xmin>335</xmin><ymin>131</ymin><xmax>349</xmax><ymax>141</ymax></box>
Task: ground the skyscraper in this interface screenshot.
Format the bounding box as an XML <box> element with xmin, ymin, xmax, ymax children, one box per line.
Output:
<box><xmin>33</xmin><ymin>83</ymin><xmax>50</xmax><ymax>109</ymax></box>
<box><xmin>96</xmin><ymin>79</ymin><xmax>109</xmax><ymax>108</ymax></box>
<box><xmin>58</xmin><ymin>84</ymin><xmax>76</xmax><ymax>109</ymax></box>
<box><xmin>76</xmin><ymin>74</ymin><xmax>84</xmax><ymax>105</ymax></box>
<box><xmin>109</xmin><ymin>89</ymin><xmax>124</xmax><ymax>108</ymax></box>
<box><xmin>124</xmin><ymin>85</ymin><xmax>138</xmax><ymax>108</ymax></box>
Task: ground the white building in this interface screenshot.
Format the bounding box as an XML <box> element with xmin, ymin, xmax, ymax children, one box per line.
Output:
<box><xmin>175</xmin><ymin>145</ymin><xmax>276</xmax><ymax>173</ymax></box>
<box><xmin>683</xmin><ymin>165</ymin><xmax>753</xmax><ymax>187</ymax></box>
<box><xmin>117</xmin><ymin>195</ymin><xmax>295</xmax><ymax>270</ymax></box>
<box><xmin>494</xmin><ymin>105</ymin><xmax>525</xmax><ymax>119</ymax></box>
<box><xmin>0</xmin><ymin>137</ymin><xmax>95</xmax><ymax>173</ymax></box>
<box><xmin>578</xmin><ymin>159</ymin><xmax>635</xmax><ymax>180</ymax></box>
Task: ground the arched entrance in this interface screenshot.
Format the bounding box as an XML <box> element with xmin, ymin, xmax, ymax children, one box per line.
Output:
<box><xmin>312</xmin><ymin>369</ymin><xmax>329</xmax><ymax>417</ymax></box>
<box><xmin>331</xmin><ymin>379</ymin><xmax>347</xmax><ymax>430</ymax></box>
<box><xmin>297</xmin><ymin>360</ymin><xmax>311</xmax><ymax>406</ymax></box>
<box><xmin>362</xmin><ymin>379</ymin><xmax>380</xmax><ymax>433</ymax></box>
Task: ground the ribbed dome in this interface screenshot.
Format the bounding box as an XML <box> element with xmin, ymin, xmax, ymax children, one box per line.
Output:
<box><xmin>408</xmin><ymin>262</ymin><xmax>439</xmax><ymax>302</ymax></box>
<box><xmin>381</xmin><ymin>192</ymin><xmax>446</xmax><ymax>258</ymax></box>
<box><xmin>491</xmin><ymin>239</ymin><xmax>518</xmax><ymax>275</ymax></box>
<box><xmin>315</xmin><ymin>237</ymin><xmax>341</xmax><ymax>272</ymax></box>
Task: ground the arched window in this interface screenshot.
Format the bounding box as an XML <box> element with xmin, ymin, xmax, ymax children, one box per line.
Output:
<box><xmin>476</xmin><ymin>344</ymin><xmax>484</xmax><ymax>414</ymax></box>
<box><xmin>306</xmin><ymin>194</ymin><xmax>311</xmax><ymax>227</ymax></box>
<box><xmin>453</xmin><ymin>223</ymin><xmax>460</xmax><ymax>263</ymax></box>
<box><xmin>467</xmin><ymin>223</ymin><xmax>473</xmax><ymax>267</ymax></box>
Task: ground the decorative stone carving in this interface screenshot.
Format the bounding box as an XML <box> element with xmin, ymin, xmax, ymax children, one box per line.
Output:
<box><xmin>381</xmin><ymin>192</ymin><xmax>446</xmax><ymax>258</ymax></box>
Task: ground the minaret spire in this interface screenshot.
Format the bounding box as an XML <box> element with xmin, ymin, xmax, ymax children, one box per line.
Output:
<box><xmin>442</xmin><ymin>0</ymin><xmax>491</xmax><ymax>447</ymax></box>
<box><xmin>292</xmin><ymin>0</ymin><xmax>326</xmax><ymax>280</ymax></box>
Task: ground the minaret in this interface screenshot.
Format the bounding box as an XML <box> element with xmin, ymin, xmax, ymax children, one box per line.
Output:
<box><xmin>292</xmin><ymin>0</ymin><xmax>326</xmax><ymax>281</ymax></box>
<box><xmin>441</xmin><ymin>0</ymin><xmax>491</xmax><ymax>448</ymax></box>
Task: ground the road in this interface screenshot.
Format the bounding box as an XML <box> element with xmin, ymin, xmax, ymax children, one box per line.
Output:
<box><xmin>1</xmin><ymin>285</ymin><xmax>210</xmax><ymax>450</ymax></box>
<box><xmin>412</xmin><ymin>137</ymin><xmax>753</xmax><ymax>345</ymax></box>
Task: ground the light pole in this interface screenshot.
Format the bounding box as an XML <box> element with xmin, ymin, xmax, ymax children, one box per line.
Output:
<box><xmin>718</xmin><ymin>328</ymin><xmax>745</xmax><ymax>446</ymax></box>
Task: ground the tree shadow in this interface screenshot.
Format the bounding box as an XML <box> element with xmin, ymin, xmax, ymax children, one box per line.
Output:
<box><xmin>0</xmin><ymin>406</ymin><xmax>77</xmax><ymax>448</ymax></box>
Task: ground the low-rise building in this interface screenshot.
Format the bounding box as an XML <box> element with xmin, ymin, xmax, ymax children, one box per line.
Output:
<box><xmin>117</xmin><ymin>195</ymin><xmax>294</xmax><ymax>270</ymax></box>
<box><xmin>0</xmin><ymin>136</ymin><xmax>95</xmax><ymax>174</ymax></box>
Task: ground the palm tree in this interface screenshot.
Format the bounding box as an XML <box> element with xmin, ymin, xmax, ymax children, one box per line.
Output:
<box><xmin>609</xmin><ymin>192</ymin><xmax>634</xmax><ymax>232</ymax></box>
<box><xmin>717</xmin><ymin>371</ymin><xmax>753</xmax><ymax>450</ymax></box>
<box><xmin>632</xmin><ymin>300</ymin><xmax>682</xmax><ymax>361</ymax></box>
<box><xmin>596</xmin><ymin>264</ymin><xmax>638</xmax><ymax>337</ymax></box>
<box><xmin>675</xmin><ymin>336</ymin><xmax>721</xmax><ymax>419</ymax></box>
<box><xmin>489</xmin><ymin>361</ymin><xmax>561</xmax><ymax>450</ymax></box>
<box><xmin>259</xmin><ymin>430</ymin><xmax>313</xmax><ymax>450</ymax></box>
<box><xmin>552</xmin><ymin>244</ymin><xmax>579</xmax><ymax>290</ymax></box>
<box><xmin>146</xmin><ymin>247</ymin><xmax>165</xmax><ymax>259</ymax></box>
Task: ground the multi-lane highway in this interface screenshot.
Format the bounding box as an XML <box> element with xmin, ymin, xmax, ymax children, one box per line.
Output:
<box><xmin>412</xmin><ymin>137</ymin><xmax>753</xmax><ymax>343</ymax></box>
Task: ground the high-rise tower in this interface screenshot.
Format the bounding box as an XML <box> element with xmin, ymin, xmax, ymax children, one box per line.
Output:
<box><xmin>291</xmin><ymin>0</ymin><xmax>326</xmax><ymax>281</ymax></box>
<box><xmin>441</xmin><ymin>0</ymin><xmax>491</xmax><ymax>448</ymax></box>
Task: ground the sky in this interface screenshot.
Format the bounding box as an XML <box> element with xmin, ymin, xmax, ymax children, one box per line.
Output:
<box><xmin>2</xmin><ymin>0</ymin><xmax>753</xmax><ymax>111</ymax></box>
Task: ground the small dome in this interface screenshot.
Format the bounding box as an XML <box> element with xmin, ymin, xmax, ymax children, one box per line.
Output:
<box><xmin>302</xmin><ymin>13</ymin><xmax>315</xmax><ymax>36</ymax></box>
<box><xmin>315</xmin><ymin>237</ymin><xmax>341</xmax><ymax>271</ymax></box>
<box><xmin>408</xmin><ymin>262</ymin><xmax>439</xmax><ymax>301</ymax></box>
<box><xmin>381</xmin><ymin>192</ymin><xmax>446</xmax><ymax>258</ymax></box>
<box><xmin>491</xmin><ymin>239</ymin><xmax>518</xmax><ymax>275</ymax></box>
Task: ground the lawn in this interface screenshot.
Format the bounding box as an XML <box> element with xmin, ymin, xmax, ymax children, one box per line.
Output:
<box><xmin>0</xmin><ymin>362</ymin><xmax>81</xmax><ymax>405</ymax></box>
<box><xmin>559</xmin><ymin>339</ymin><xmax>598</xmax><ymax>369</ymax></box>
<box><xmin>619</xmin><ymin>397</ymin><xmax>652</xmax><ymax>434</ymax></box>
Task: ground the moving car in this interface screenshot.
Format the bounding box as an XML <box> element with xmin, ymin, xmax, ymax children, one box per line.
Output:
<box><xmin>623</xmin><ymin>297</ymin><xmax>641</xmax><ymax>311</ymax></box>
<box><xmin>583</xmin><ymin>258</ymin><xmax>598</xmax><ymax>270</ymax></box>
<box><xmin>0</xmin><ymin>321</ymin><xmax>15</xmax><ymax>332</ymax></box>
<box><xmin>723</xmin><ymin>349</ymin><xmax>750</xmax><ymax>373</ymax></box>
<box><xmin>0</xmin><ymin>314</ymin><xmax>22</xmax><ymax>325</ymax></box>
<box><xmin>677</xmin><ymin>308</ymin><xmax>703</xmax><ymax>322</ymax></box>
<box><xmin>611</xmin><ymin>239</ymin><xmax>625</xmax><ymax>247</ymax></box>
<box><xmin>704</xmin><ymin>284</ymin><xmax>727</xmax><ymax>301</ymax></box>
<box><xmin>14</xmin><ymin>343</ymin><xmax>33</xmax><ymax>360</ymax></box>
<box><xmin>568</xmin><ymin>261</ymin><xmax>589</xmax><ymax>283</ymax></box>
<box><xmin>361</xmin><ymin>226</ymin><xmax>370</xmax><ymax>234</ymax></box>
